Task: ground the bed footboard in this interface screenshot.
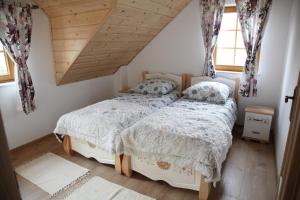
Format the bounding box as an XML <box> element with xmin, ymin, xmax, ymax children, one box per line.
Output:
<box><xmin>62</xmin><ymin>135</ymin><xmax>122</xmax><ymax>174</ymax></box>
<box><xmin>121</xmin><ymin>154</ymin><xmax>211</xmax><ymax>200</ymax></box>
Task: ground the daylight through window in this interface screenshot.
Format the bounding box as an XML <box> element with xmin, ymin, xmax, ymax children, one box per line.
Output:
<box><xmin>214</xmin><ymin>7</ymin><xmax>247</xmax><ymax>72</ymax></box>
<box><xmin>0</xmin><ymin>43</ymin><xmax>14</xmax><ymax>83</ymax></box>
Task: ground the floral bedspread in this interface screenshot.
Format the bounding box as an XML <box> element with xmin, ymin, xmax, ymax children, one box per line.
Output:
<box><xmin>54</xmin><ymin>92</ymin><xmax>178</xmax><ymax>154</ymax></box>
<box><xmin>121</xmin><ymin>98</ymin><xmax>237</xmax><ymax>182</ymax></box>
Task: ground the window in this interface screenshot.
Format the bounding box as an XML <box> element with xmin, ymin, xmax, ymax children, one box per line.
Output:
<box><xmin>0</xmin><ymin>43</ymin><xmax>14</xmax><ymax>83</ymax></box>
<box><xmin>214</xmin><ymin>6</ymin><xmax>248</xmax><ymax>72</ymax></box>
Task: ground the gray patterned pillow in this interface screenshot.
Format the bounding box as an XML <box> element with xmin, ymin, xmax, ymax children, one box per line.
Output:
<box><xmin>183</xmin><ymin>81</ymin><xmax>230</xmax><ymax>104</ymax></box>
<box><xmin>130</xmin><ymin>78</ymin><xmax>177</xmax><ymax>95</ymax></box>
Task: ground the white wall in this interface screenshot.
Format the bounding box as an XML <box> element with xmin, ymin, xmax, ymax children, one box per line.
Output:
<box><xmin>121</xmin><ymin>0</ymin><xmax>293</xmax><ymax>125</ymax></box>
<box><xmin>0</xmin><ymin>10</ymin><xmax>114</xmax><ymax>149</ymax></box>
<box><xmin>274</xmin><ymin>0</ymin><xmax>300</xmax><ymax>176</ymax></box>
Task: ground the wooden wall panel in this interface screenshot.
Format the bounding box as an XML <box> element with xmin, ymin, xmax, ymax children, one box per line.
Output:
<box><xmin>35</xmin><ymin>0</ymin><xmax>191</xmax><ymax>85</ymax></box>
<box><xmin>35</xmin><ymin>0</ymin><xmax>112</xmax><ymax>84</ymax></box>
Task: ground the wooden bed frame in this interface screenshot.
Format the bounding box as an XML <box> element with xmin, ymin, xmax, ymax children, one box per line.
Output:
<box><xmin>62</xmin><ymin>71</ymin><xmax>184</xmax><ymax>174</ymax></box>
<box><xmin>121</xmin><ymin>74</ymin><xmax>240</xmax><ymax>200</ymax></box>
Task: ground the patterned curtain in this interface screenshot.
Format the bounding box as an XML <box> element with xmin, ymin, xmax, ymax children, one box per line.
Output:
<box><xmin>200</xmin><ymin>0</ymin><xmax>226</xmax><ymax>78</ymax></box>
<box><xmin>0</xmin><ymin>2</ymin><xmax>36</xmax><ymax>114</ymax></box>
<box><xmin>235</xmin><ymin>0</ymin><xmax>272</xmax><ymax>97</ymax></box>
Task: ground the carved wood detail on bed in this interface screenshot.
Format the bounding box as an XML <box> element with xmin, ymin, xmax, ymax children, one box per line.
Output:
<box><xmin>156</xmin><ymin>161</ymin><xmax>171</xmax><ymax>170</ymax></box>
<box><xmin>121</xmin><ymin>154</ymin><xmax>211</xmax><ymax>200</ymax></box>
<box><xmin>62</xmin><ymin>135</ymin><xmax>122</xmax><ymax>174</ymax></box>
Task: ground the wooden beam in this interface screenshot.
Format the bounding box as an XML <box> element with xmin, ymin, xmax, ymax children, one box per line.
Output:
<box><xmin>199</xmin><ymin>175</ymin><xmax>211</xmax><ymax>200</ymax></box>
<box><xmin>63</xmin><ymin>135</ymin><xmax>73</xmax><ymax>156</ymax></box>
<box><xmin>121</xmin><ymin>155</ymin><xmax>132</xmax><ymax>177</ymax></box>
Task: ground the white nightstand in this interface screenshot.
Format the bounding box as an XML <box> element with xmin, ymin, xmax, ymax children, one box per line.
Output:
<box><xmin>243</xmin><ymin>105</ymin><xmax>275</xmax><ymax>143</ymax></box>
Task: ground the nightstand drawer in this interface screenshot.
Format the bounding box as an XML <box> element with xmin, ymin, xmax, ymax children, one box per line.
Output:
<box><xmin>243</xmin><ymin>112</ymin><xmax>272</xmax><ymax>141</ymax></box>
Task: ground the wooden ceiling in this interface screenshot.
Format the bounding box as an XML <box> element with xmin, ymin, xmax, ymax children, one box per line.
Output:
<box><xmin>35</xmin><ymin>0</ymin><xmax>191</xmax><ymax>85</ymax></box>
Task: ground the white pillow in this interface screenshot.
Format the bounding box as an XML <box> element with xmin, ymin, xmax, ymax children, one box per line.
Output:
<box><xmin>130</xmin><ymin>78</ymin><xmax>177</xmax><ymax>95</ymax></box>
<box><xmin>183</xmin><ymin>81</ymin><xmax>230</xmax><ymax>104</ymax></box>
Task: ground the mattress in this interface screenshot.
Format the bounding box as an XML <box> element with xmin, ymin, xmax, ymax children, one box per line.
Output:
<box><xmin>121</xmin><ymin>98</ymin><xmax>237</xmax><ymax>182</ymax></box>
<box><xmin>53</xmin><ymin>91</ymin><xmax>178</xmax><ymax>155</ymax></box>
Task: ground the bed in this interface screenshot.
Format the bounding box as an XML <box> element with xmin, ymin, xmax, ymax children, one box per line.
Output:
<box><xmin>120</xmin><ymin>74</ymin><xmax>239</xmax><ymax>200</ymax></box>
<box><xmin>54</xmin><ymin>71</ymin><xmax>184</xmax><ymax>173</ymax></box>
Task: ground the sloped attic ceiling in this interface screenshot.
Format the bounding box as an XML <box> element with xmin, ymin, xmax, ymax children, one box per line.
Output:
<box><xmin>35</xmin><ymin>0</ymin><xmax>191</xmax><ymax>85</ymax></box>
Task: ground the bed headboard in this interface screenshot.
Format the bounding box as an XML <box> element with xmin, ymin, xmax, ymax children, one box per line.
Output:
<box><xmin>142</xmin><ymin>71</ymin><xmax>184</xmax><ymax>93</ymax></box>
<box><xmin>185</xmin><ymin>74</ymin><xmax>240</xmax><ymax>102</ymax></box>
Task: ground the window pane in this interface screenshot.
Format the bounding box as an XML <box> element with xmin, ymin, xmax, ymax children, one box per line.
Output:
<box><xmin>0</xmin><ymin>52</ymin><xmax>8</xmax><ymax>75</ymax></box>
<box><xmin>235</xmin><ymin>49</ymin><xmax>247</xmax><ymax>66</ymax></box>
<box><xmin>216</xmin><ymin>48</ymin><xmax>235</xmax><ymax>65</ymax></box>
<box><xmin>221</xmin><ymin>13</ymin><xmax>237</xmax><ymax>30</ymax></box>
<box><xmin>236</xmin><ymin>31</ymin><xmax>244</xmax><ymax>48</ymax></box>
<box><xmin>217</xmin><ymin>31</ymin><xmax>236</xmax><ymax>48</ymax></box>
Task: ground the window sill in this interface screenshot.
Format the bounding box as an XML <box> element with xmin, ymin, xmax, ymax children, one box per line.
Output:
<box><xmin>0</xmin><ymin>81</ymin><xmax>15</xmax><ymax>87</ymax></box>
<box><xmin>216</xmin><ymin>70</ymin><xmax>243</xmax><ymax>74</ymax></box>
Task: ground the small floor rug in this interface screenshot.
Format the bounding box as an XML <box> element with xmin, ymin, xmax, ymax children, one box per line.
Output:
<box><xmin>65</xmin><ymin>176</ymin><xmax>155</xmax><ymax>200</ymax></box>
<box><xmin>15</xmin><ymin>152</ymin><xmax>89</xmax><ymax>196</ymax></box>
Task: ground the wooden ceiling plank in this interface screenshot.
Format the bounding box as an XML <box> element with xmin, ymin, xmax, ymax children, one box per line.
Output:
<box><xmin>52</xmin><ymin>39</ymin><xmax>87</xmax><ymax>51</ymax></box>
<box><xmin>52</xmin><ymin>25</ymin><xmax>99</xmax><ymax>40</ymax></box>
<box><xmin>61</xmin><ymin>68</ymin><xmax>118</xmax><ymax>84</ymax></box>
<box><xmin>112</xmin><ymin>4</ymin><xmax>172</xmax><ymax>24</ymax></box>
<box><xmin>92</xmin><ymin>32</ymin><xmax>155</xmax><ymax>42</ymax></box>
<box><xmin>105</xmin><ymin>15</ymin><xmax>170</xmax><ymax>29</ymax></box>
<box><xmin>69</xmin><ymin>65</ymin><xmax>122</xmax><ymax>74</ymax></box>
<box><xmin>72</xmin><ymin>57</ymin><xmax>134</xmax><ymax>68</ymax></box>
<box><xmin>35</xmin><ymin>0</ymin><xmax>110</xmax><ymax>9</ymax></box>
<box><xmin>119</xmin><ymin>0</ymin><xmax>179</xmax><ymax>17</ymax></box>
<box><xmin>98</xmin><ymin>24</ymin><xmax>160</xmax><ymax>35</ymax></box>
<box><xmin>44</xmin><ymin>0</ymin><xmax>111</xmax><ymax>17</ymax></box>
<box><xmin>51</xmin><ymin>9</ymin><xmax>110</xmax><ymax>29</ymax></box>
<box><xmin>54</xmin><ymin>51</ymin><xmax>79</xmax><ymax>63</ymax></box>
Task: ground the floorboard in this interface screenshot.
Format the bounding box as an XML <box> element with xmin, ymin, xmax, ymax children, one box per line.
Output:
<box><xmin>11</xmin><ymin>126</ymin><xmax>278</xmax><ymax>200</ymax></box>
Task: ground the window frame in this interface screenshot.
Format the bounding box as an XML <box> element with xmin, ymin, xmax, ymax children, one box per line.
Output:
<box><xmin>0</xmin><ymin>49</ymin><xmax>15</xmax><ymax>84</ymax></box>
<box><xmin>214</xmin><ymin>6</ymin><xmax>245</xmax><ymax>72</ymax></box>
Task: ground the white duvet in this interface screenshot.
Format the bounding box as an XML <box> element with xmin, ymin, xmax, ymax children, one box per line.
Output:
<box><xmin>121</xmin><ymin>98</ymin><xmax>237</xmax><ymax>182</ymax></box>
<box><xmin>54</xmin><ymin>92</ymin><xmax>178</xmax><ymax>154</ymax></box>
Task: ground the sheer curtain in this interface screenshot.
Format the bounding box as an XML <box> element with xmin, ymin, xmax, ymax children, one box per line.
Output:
<box><xmin>200</xmin><ymin>0</ymin><xmax>226</xmax><ymax>78</ymax></box>
<box><xmin>0</xmin><ymin>1</ymin><xmax>36</xmax><ymax>114</ymax></box>
<box><xmin>235</xmin><ymin>0</ymin><xmax>273</xmax><ymax>97</ymax></box>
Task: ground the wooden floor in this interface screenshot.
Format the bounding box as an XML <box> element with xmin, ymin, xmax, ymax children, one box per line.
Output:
<box><xmin>11</xmin><ymin>127</ymin><xmax>277</xmax><ymax>200</ymax></box>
